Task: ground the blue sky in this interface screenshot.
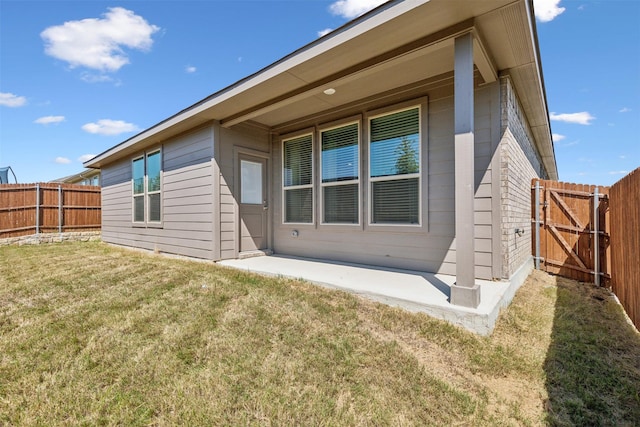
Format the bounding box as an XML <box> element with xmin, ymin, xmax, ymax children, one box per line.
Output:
<box><xmin>1</xmin><ymin>0</ymin><xmax>638</xmax><ymax>186</ymax></box>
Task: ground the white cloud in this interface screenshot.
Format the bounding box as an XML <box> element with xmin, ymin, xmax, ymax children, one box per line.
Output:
<box><xmin>619</xmin><ymin>155</ymin><xmax>627</xmax><ymax>160</ymax></box>
<box><xmin>41</xmin><ymin>7</ymin><xmax>160</xmax><ymax>72</ymax></box>
<box><xmin>550</xmin><ymin>111</ymin><xmax>595</xmax><ymax>125</ymax></box>
<box><xmin>318</xmin><ymin>28</ymin><xmax>333</xmax><ymax>37</ymax></box>
<box><xmin>619</xmin><ymin>107</ymin><xmax>631</xmax><ymax>113</ymax></box>
<box><xmin>533</xmin><ymin>0</ymin><xmax>566</xmax><ymax>22</ymax></box>
<box><xmin>34</xmin><ymin>115</ymin><xmax>65</xmax><ymax>125</ymax></box>
<box><xmin>329</xmin><ymin>0</ymin><xmax>387</xmax><ymax>19</ymax></box>
<box><xmin>609</xmin><ymin>170</ymin><xmax>629</xmax><ymax>175</ymax></box>
<box><xmin>552</xmin><ymin>133</ymin><xmax>566</xmax><ymax>142</ymax></box>
<box><xmin>55</xmin><ymin>157</ymin><xmax>71</xmax><ymax>164</ymax></box>
<box><xmin>185</xmin><ymin>66</ymin><xmax>197</xmax><ymax>73</ymax></box>
<box><xmin>78</xmin><ymin>154</ymin><xmax>96</xmax><ymax>163</ymax></box>
<box><xmin>0</xmin><ymin>92</ymin><xmax>27</xmax><ymax>107</ymax></box>
<box><xmin>81</xmin><ymin>73</ymin><xmax>117</xmax><ymax>84</ymax></box>
<box><xmin>82</xmin><ymin>119</ymin><xmax>139</xmax><ymax>135</ymax></box>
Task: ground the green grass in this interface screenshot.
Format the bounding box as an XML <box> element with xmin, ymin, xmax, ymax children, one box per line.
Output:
<box><xmin>0</xmin><ymin>241</ymin><xmax>638</xmax><ymax>425</ymax></box>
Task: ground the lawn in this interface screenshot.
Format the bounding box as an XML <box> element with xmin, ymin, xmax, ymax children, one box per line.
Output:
<box><xmin>1</xmin><ymin>241</ymin><xmax>638</xmax><ymax>425</ymax></box>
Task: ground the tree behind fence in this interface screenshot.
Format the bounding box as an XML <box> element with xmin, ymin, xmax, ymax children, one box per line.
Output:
<box><xmin>0</xmin><ymin>183</ymin><xmax>101</xmax><ymax>238</ymax></box>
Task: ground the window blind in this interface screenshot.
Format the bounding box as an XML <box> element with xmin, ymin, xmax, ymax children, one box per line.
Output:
<box><xmin>283</xmin><ymin>135</ymin><xmax>312</xmax><ymax>187</ymax></box>
<box><xmin>283</xmin><ymin>134</ymin><xmax>313</xmax><ymax>223</ymax></box>
<box><xmin>321</xmin><ymin>123</ymin><xmax>359</xmax><ymax>224</ymax></box>
<box><xmin>370</xmin><ymin>107</ymin><xmax>420</xmax><ymax>225</ymax></box>
<box><xmin>372</xmin><ymin>179</ymin><xmax>419</xmax><ymax>224</ymax></box>
<box><xmin>285</xmin><ymin>187</ymin><xmax>313</xmax><ymax>223</ymax></box>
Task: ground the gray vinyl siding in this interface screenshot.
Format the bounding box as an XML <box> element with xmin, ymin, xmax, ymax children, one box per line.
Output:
<box><xmin>99</xmin><ymin>76</ymin><xmax>544</xmax><ymax>281</ymax></box>
<box><xmin>499</xmin><ymin>75</ymin><xmax>546</xmax><ymax>278</ymax></box>
<box><xmin>271</xmin><ymin>80</ymin><xmax>500</xmax><ymax>280</ymax></box>
<box><xmin>101</xmin><ymin>126</ymin><xmax>215</xmax><ymax>259</ymax></box>
<box><xmin>217</xmin><ymin>123</ymin><xmax>271</xmax><ymax>259</ymax></box>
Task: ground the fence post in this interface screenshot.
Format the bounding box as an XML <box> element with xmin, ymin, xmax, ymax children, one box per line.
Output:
<box><xmin>535</xmin><ymin>180</ymin><xmax>540</xmax><ymax>270</ymax></box>
<box><xmin>593</xmin><ymin>187</ymin><xmax>600</xmax><ymax>286</ymax></box>
<box><xmin>58</xmin><ymin>185</ymin><xmax>63</xmax><ymax>233</ymax></box>
<box><xmin>35</xmin><ymin>183</ymin><xmax>40</xmax><ymax>235</ymax></box>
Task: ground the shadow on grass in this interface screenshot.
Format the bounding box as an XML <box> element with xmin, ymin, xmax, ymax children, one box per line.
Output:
<box><xmin>544</xmin><ymin>276</ymin><xmax>640</xmax><ymax>426</ymax></box>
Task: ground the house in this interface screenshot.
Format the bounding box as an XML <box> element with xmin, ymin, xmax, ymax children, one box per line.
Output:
<box><xmin>85</xmin><ymin>0</ymin><xmax>557</xmax><ymax>309</ymax></box>
<box><xmin>51</xmin><ymin>169</ymin><xmax>101</xmax><ymax>186</ymax></box>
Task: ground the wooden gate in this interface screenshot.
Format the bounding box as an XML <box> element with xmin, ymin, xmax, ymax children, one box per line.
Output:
<box><xmin>532</xmin><ymin>179</ymin><xmax>610</xmax><ymax>284</ymax></box>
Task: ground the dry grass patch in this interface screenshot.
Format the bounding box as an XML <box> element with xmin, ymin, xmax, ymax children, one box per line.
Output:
<box><xmin>1</xmin><ymin>242</ymin><xmax>638</xmax><ymax>425</ymax></box>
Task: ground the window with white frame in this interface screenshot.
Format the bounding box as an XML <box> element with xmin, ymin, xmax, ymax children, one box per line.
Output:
<box><xmin>321</xmin><ymin>122</ymin><xmax>359</xmax><ymax>224</ymax></box>
<box><xmin>132</xmin><ymin>157</ymin><xmax>145</xmax><ymax>222</ymax></box>
<box><xmin>132</xmin><ymin>149</ymin><xmax>162</xmax><ymax>224</ymax></box>
<box><xmin>369</xmin><ymin>107</ymin><xmax>420</xmax><ymax>225</ymax></box>
<box><xmin>283</xmin><ymin>134</ymin><xmax>313</xmax><ymax>223</ymax></box>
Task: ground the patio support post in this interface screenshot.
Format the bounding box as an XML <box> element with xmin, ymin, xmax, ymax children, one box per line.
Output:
<box><xmin>450</xmin><ymin>32</ymin><xmax>480</xmax><ymax>308</ymax></box>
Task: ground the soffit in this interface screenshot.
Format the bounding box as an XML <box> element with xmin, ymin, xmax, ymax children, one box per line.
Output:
<box><xmin>254</xmin><ymin>43</ymin><xmax>454</xmax><ymax>126</ymax></box>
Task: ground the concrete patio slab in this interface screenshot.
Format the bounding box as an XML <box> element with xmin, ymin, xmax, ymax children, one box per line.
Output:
<box><xmin>218</xmin><ymin>255</ymin><xmax>533</xmax><ymax>335</ymax></box>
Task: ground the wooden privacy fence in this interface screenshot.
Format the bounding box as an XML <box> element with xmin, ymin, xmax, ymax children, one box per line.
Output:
<box><xmin>608</xmin><ymin>168</ymin><xmax>640</xmax><ymax>330</ymax></box>
<box><xmin>531</xmin><ymin>179</ymin><xmax>610</xmax><ymax>285</ymax></box>
<box><xmin>0</xmin><ymin>183</ymin><xmax>101</xmax><ymax>239</ymax></box>
<box><xmin>532</xmin><ymin>167</ymin><xmax>640</xmax><ymax>329</ymax></box>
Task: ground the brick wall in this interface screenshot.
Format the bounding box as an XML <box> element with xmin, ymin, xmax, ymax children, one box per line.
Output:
<box><xmin>499</xmin><ymin>75</ymin><xmax>546</xmax><ymax>278</ymax></box>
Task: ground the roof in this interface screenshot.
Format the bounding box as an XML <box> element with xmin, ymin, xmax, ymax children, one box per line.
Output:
<box><xmin>85</xmin><ymin>0</ymin><xmax>557</xmax><ymax>179</ymax></box>
<box><xmin>50</xmin><ymin>168</ymin><xmax>100</xmax><ymax>184</ymax></box>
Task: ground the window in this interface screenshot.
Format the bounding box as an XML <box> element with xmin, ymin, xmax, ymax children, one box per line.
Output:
<box><xmin>240</xmin><ymin>160</ymin><xmax>263</xmax><ymax>204</ymax></box>
<box><xmin>321</xmin><ymin>122</ymin><xmax>359</xmax><ymax>224</ymax></box>
<box><xmin>369</xmin><ymin>107</ymin><xmax>420</xmax><ymax>224</ymax></box>
<box><xmin>132</xmin><ymin>157</ymin><xmax>145</xmax><ymax>222</ymax></box>
<box><xmin>132</xmin><ymin>149</ymin><xmax>162</xmax><ymax>224</ymax></box>
<box><xmin>283</xmin><ymin>134</ymin><xmax>313</xmax><ymax>223</ymax></box>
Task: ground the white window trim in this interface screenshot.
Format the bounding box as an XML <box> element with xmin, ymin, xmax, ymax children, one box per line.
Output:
<box><xmin>319</xmin><ymin>120</ymin><xmax>361</xmax><ymax>226</ymax></box>
<box><xmin>367</xmin><ymin>105</ymin><xmax>422</xmax><ymax>227</ymax></box>
<box><xmin>131</xmin><ymin>148</ymin><xmax>162</xmax><ymax>227</ymax></box>
<box><xmin>282</xmin><ymin>132</ymin><xmax>314</xmax><ymax>225</ymax></box>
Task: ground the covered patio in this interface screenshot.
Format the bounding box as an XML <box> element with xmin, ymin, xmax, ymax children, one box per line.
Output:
<box><xmin>218</xmin><ymin>255</ymin><xmax>532</xmax><ymax>335</ymax></box>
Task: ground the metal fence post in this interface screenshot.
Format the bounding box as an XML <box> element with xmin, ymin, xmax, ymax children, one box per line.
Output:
<box><xmin>58</xmin><ymin>185</ymin><xmax>63</xmax><ymax>233</ymax></box>
<box><xmin>35</xmin><ymin>183</ymin><xmax>40</xmax><ymax>235</ymax></box>
<box><xmin>593</xmin><ymin>187</ymin><xmax>600</xmax><ymax>286</ymax></box>
<box><xmin>535</xmin><ymin>180</ymin><xmax>540</xmax><ymax>270</ymax></box>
